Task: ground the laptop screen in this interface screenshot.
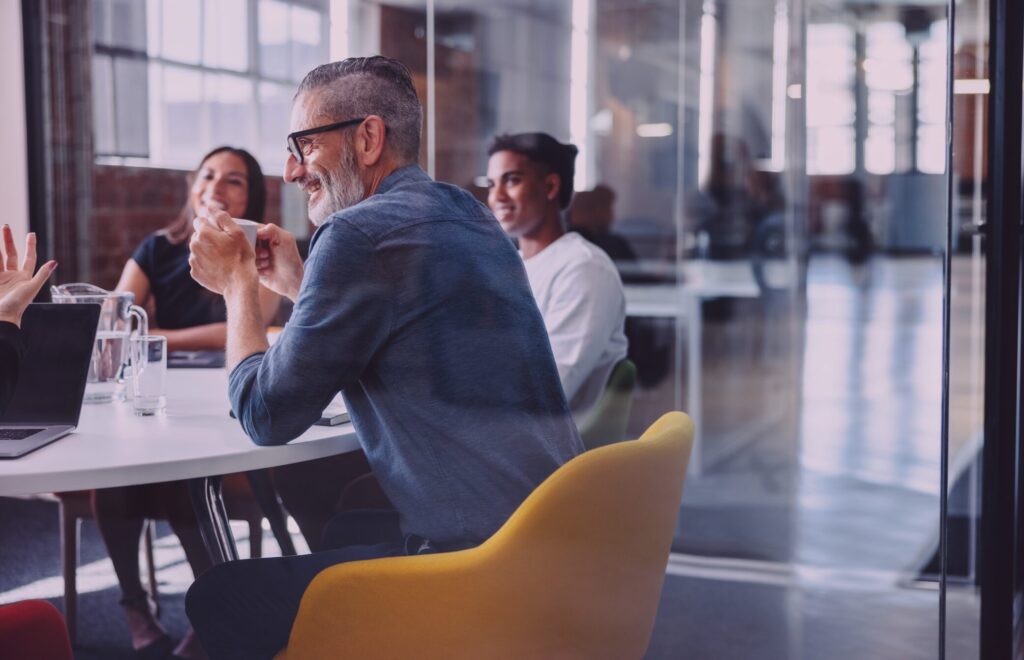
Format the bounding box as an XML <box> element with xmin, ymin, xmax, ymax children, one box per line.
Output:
<box><xmin>1</xmin><ymin>303</ymin><xmax>100</xmax><ymax>426</ymax></box>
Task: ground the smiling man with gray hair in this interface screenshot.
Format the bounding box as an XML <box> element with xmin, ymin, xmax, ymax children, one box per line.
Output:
<box><xmin>185</xmin><ymin>56</ymin><xmax>581</xmax><ymax>659</ymax></box>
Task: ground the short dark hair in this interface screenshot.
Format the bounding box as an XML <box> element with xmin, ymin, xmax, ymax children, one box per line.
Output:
<box><xmin>297</xmin><ymin>56</ymin><xmax>423</xmax><ymax>164</ymax></box>
<box><xmin>163</xmin><ymin>146</ymin><xmax>267</xmax><ymax>244</ymax></box>
<box><xmin>488</xmin><ymin>133</ymin><xmax>578</xmax><ymax>209</ymax></box>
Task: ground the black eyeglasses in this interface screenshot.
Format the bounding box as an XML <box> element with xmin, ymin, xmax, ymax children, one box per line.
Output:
<box><xmin>286</xmin><ymin>118</ymin><xmax>367</xmax><ymax>165</ymax></box>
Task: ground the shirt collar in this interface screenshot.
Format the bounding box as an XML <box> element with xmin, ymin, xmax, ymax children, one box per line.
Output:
<box><xmin>374</xmin><ymin>164</ymin><xmax>431</xmax><ymax>197</ymax></box>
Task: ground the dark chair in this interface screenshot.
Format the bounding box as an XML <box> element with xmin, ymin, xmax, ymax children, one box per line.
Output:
<box><xmin>54</xmin><ymin>473</ymin><xmax>272</xmax><ymax>644</ymax></box>
<box><xmin>577</xmin><ymin>359</ymin><xmax>637</xmax><ymax>450</ymax></box>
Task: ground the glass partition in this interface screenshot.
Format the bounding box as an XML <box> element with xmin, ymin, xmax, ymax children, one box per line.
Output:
<box><xmin>14</xmin><ymin>0</ymin><xmax>989</xmax><ymax>655</ymax></box>
<box><xmin>331</xmin><ymin>0</ymin><xmax>960</xmax><ymax>656</ymax></box>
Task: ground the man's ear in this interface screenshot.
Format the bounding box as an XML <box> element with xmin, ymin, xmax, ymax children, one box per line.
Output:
<box><xmin>545</xmin><ymin>173</ymin><xmax>562</xmax><ymax>204</ymax></box>
<box><xmin>356</xmin><ymin>115</ymin><xmax>387</xmax><ymax>167</ymax></box>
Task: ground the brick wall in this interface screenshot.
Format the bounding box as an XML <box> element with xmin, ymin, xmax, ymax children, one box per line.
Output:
<box><xmin>89</xmin><ymin>164</ymin><xmax>284</xmax><ymax>289</ymax></box>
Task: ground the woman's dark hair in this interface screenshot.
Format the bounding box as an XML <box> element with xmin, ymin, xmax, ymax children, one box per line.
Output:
<box><xmin>162</xmin><ymin>146</ymin><xmax>267</xmax><ymax>244</ymax></box>
<box><xmin>487</xmin><ymin>132</ymin><xmax>578</xmax><ymax>209</ymax></box>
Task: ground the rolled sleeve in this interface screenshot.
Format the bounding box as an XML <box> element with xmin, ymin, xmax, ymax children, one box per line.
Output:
<box><xmin>227</xmin><ymin>219</ymin><xmax>393</xmax><ymax>446</ymax></box>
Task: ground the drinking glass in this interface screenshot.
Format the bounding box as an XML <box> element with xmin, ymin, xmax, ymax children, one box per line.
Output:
<box><xmin>131</xmin><ymin>335</ymin><xmax>167</xmax><ymax>416</ymax></box>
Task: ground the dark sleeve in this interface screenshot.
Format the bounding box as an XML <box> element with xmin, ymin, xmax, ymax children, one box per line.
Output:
<box><xmin>130</xmin><ymin>233</ymin><xmax>161</xmax><ymax>281</ymax></box>
<box><xmin>228</xmin><ymin>219</ymin><xmax>393</xmax><ymax>446</ymax></box>
<box><xmin>0</xmin><ymin>322</ymin><xmax>25</xmax><ymax>414</ymax></box>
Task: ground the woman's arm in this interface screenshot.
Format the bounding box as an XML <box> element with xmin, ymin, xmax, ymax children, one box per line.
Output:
<box><xmin>117</xmin><ymin>259</ymin><xmax>223</xmax><ymax>350</ymax></box>
<box><xmin>115</xmin><ymin>259</ymin><xmax>153</xmax><ymax>310</ymax></box>
<box><xmin>141</xmin><ymin>285</ymin><xmax>279</xmax><ymax>352</ymax></box>
<box><xmin>117</xmin><ymin>259</ymin><xmax>279</xmax><ymax>351</ymax></box>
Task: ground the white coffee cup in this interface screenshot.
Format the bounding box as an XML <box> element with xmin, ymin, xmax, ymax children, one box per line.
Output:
<box><xmin>234</xmin><ymin>219</ymin><xmax>260</xmax><ymax>246</ymax></box>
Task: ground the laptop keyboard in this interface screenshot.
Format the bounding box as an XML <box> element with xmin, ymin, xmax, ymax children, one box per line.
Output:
<box><xmin>0</xmin><ymin>428</ymin><xmax>43</xmax><ymax>440</ymax></box>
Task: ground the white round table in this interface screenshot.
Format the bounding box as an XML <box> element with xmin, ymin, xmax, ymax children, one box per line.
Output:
<box><xmin>0</xmin><ymin>369</ymin><xmax>361</xmax><ymax>562</ymax></box>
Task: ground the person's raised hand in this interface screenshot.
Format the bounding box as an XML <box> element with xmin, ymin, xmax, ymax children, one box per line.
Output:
<box><xmin>0</xmin><ymin>225</ymin><xmax>57</xmax><ymax>328</ymax></box>
<box><xmin>188</xmin><ymin>211</ymin><xmax>257</xmax><ymax>296</ymax></box>
<box><xmin>255</xmin><ymin>224</ymin><xmax>304</xmax><ymax>302</ymax></box>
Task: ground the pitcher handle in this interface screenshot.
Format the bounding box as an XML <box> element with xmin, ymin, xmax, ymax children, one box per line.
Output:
<box><xmin>127</xmin><ymin>304</ymin><xmax>149</xmax><ymax>338</ymax></box>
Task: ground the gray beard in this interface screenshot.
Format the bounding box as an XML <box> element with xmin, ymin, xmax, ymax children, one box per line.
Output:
<box><xmin>308</xmin><ymin>149</ymin><xmax>366</xmax><ymax>226</ymax></box>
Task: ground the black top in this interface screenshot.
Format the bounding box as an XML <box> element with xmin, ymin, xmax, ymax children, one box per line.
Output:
<box><xmin>0</xmin><ymin>321</ymin><xmax>24</xmax><ymax>414</ymax></box>
<box><xmin>131</xmin><ymin>233</ymin><xmax>227</xmax><ymax>330</ymax></box>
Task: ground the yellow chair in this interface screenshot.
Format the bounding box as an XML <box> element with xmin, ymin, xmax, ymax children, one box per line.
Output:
<box><xmin>275</xmin><ymin>412</ymin><xmax>694</xmax><ymax>660</ymax></box>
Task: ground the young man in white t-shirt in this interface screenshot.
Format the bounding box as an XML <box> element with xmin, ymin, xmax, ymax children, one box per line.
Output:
<box><xmin>485</xmin><ymin>132</ymin><xmax>628</xmax><ymax>419</ymax></box>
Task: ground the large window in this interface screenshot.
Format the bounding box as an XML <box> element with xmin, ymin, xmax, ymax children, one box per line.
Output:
<box><xmin>806</xmin><ymin>23</ymin><xmax>855</xmax><ymax>174</ymax></box>
<box><xmin>92</xmin><ymin>0</ymin><xmax>329</xmax><ymax>170</ymax></box>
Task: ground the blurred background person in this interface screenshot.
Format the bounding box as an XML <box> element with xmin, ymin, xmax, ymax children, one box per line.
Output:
<box><xmin>486</xmin><ymin>132</ymin><xmax>628</xmax><ymax>420</ymax></box>
<box><xmin>567</xmin><ymin>184</ymin><xmax>637</xmax><ymax>264</ymax></box>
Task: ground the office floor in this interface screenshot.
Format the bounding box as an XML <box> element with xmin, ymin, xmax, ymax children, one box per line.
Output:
<box><xmin>0</xmin><ymin>254</ymin><xmax>982</xmax><ymax>659</ymax></box>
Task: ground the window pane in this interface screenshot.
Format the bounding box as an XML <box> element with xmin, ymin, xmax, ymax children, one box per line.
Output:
<box><xmin>258</xmin><ymin>82</ymin><xmax>293</xmax><ymax>171</ymax></box>
<box><xmin>203</xmin><ymin>0</ymin><xmax>249</xmax><ymax>71</ymax></box>
<box><xmin>259</xmin><ymin>0</ymin><xmax>291</xmax><ymax>79</ymax></box>
<box><xmin>866</xmin><ymin>125</ymin><xmax>895</xmax><ymax>174</ymax></box>
<box><xmin>206</xmin><ymin>73</ymin><xmax>254</xmax><ymax>154</ymax></box>
<box><xmin>93</xmin><ymin>0</ymin><xmax>111</xmax><ymax>47</ymax></box>
<box><xmin>917</xmin><ymin>124</ymin><xmax>946</xmax><ymax>174</ymax></box>
<box><xmin>161</xmin><ymin>65</ymin><xmax>204</xmax><ymax>166</ymax></box>
<box><xmin>92</xmin><ymin>54</ymin><xmax>116</xmax><ymax>154</ymax></box>
<box><xmin>868</xmin><ymin>90</ymin><xmax>896</xmax><ymax>125</ymax></box>
<box><xmin>866</xmin><ymin>22</ymin><xmax>913</xmax><ymax>92</ymax></box>
<box><xmin>110</xmin><ymin>0</ymin><xmax>147</xmax><ymax>51</ymax></box>
<box><xmin>806</xmin><ymin>24</ymin><xmax>855</xmax><ymax>127</ymax></box>
<box><xmin>809</xmin><ymin>126</ymin><xmax>855</xmax><ymax>174</ymax></box>
<box><xmin>146</xmin><ymin>0</ymin><xmax>161</xmax><ymax>57</ymax></box>
<box><xmin>291</xmin><ymin>5</ymin><xmax>325</xmax><ymax>81</ymax></box>
<box><xmin>161</xmin><ymin>0</ymin><xmax>201</xmax><ymax>64</ymax></box>
<box><xmin>113</xmin><ymin>57</ymin><xmax>150</xmax><ymax>157</ymax></box>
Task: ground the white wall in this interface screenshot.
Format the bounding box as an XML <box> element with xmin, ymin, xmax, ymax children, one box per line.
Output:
<box><xmin>0</xmin><ymin>0</ymin><xmax>29</xmax><ymax>237</ymax></box>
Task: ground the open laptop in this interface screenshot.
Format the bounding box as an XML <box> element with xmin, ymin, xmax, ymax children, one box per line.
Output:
<box><xmin>0</xmin><ymin>303</ymin><xmax>100</xmax><ymax>458</ymax></box>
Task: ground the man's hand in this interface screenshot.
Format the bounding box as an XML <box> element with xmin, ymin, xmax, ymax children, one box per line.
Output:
<box><xmin>0</xmin><ymin>225</ymin><xmax>57</xmax><ymax>328</ymax></box>
<box><xmin>255</xmin><ymin>224</ymin><xmax>304</xmax><ymax>302</ymax></box>
<box><xmin>188</xmin><ymin>212</ymin><xmax>259</xmax><ymax>297</ymax></box>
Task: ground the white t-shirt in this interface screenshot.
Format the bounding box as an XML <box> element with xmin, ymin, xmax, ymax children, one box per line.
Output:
<box><xmin>522</xmin><ymin>232</ymin><xmax>629</xmax><ymax>418</ymax></box>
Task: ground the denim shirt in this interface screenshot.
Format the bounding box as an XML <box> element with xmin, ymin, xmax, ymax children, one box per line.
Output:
<box><xmin>229</xmin><ymin>165</ymin><xmax>582</xmax><ymax>545</ymax></box>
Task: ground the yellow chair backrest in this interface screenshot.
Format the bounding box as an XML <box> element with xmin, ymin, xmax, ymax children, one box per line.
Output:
<box><xmin>277</xmin><ymin>412</ymin><xmax>694</xmax><ymax>660</ymax></box>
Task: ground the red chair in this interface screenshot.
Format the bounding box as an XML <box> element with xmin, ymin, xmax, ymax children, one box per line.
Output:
<box><xmin>0</xmin><ymin>600</ymin><xmax>73</xmax><ymax>660</ymax></box>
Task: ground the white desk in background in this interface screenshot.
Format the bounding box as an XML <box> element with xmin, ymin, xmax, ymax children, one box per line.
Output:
<box><xmin>0</xmin><ymin>369</ymin><xmax>360</xmax><ymax>563</ymax></box>
<box><xmin>623</xmin><ymin>261</ymin><xmax>761</xmax><ymax>475</ymax></box>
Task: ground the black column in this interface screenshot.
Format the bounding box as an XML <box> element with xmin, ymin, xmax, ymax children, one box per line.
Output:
<box><xmin>980</xmin><ymin>0</ymin><xmax>1023</xmax><ymax>656</ymax></box>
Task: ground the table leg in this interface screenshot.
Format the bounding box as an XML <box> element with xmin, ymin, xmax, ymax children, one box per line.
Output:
<box><xmin>686</xmin><ymin>293</ymin><xmax>703</xmax><ymax>476</ymax></box>
<box><xmin>188</xmin><ymin>476</ymin><xmax>238</xmax><ymax>564</ymax></box>
<box><xmin>244</xmin><ymin>470</ymin><xmax>297</xmax><ymax>556</ymax></box>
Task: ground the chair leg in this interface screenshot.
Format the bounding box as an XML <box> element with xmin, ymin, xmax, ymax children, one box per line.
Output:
<box><xmin>143</xmin><ymin>520</ymin><xmax>159</xmax><ymax>617</ymax></box>
<box><xmin>248</xmin><ymin>518</ymin><xmax>263</xmax><ymax>559</ymax></box>
<box><xmin>244</xmin><ymin>470</ymin><xmax>296</xmax><ymax>556</ymax></box>
<box><xmin>58</xmin><ymin>504</ymin><xmax>79</xmax><ymax>646</ymax></box>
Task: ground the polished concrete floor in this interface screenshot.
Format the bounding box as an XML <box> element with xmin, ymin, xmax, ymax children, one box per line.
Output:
<box><xmin>0</xmin><ymin>253</ymin><xmax>983</xmax><ymax>659</ymax></box>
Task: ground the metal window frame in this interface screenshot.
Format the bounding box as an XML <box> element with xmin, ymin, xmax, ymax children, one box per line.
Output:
<box><xmin>93</xmin><ymin>0</ymin><xmax>329</xmax><ymax>165</ymax></box>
